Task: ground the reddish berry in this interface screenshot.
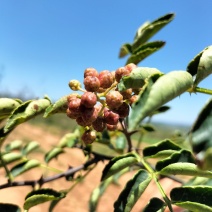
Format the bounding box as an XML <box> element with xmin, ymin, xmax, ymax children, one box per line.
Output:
<box><xmin>81</xmin><ymin>92</ymin><xmax>97</xmax><ymax>108</ymax></box>
<box><xmin>97</xmin><ymin>87</ymin><xmax>106</xmax><ymax>93</ymax></box>
<box><xmin>120</xmin><ymin>88</ymin><xmax>133</xmax><ymax>100</ymax></box>
<box><xmin>84</xmin><ymin>67</ymin><xmax>99</xmax><ymax>78</ymax></box>
<box><xmin>82</xmin><ymin>107</ymin><xmax>98</xmax><ymax>124</ymax></box>
<box><xmin>125</xmin><ymin>63</ymin><xmax>137</xmax><ymax>72</ymax></box>
<box><xmin>84</xmin><ymin>76</ymin><xmax>100</xmax><ymax>92</ymax></box>
<box><xmin>113</xmin><ymin>102</ymin><xmax>129</xmax><ymax>118</ymax></box>
<box><xmin>67</xmin><ymin>93</ymin><xmax>79</xmax><ymax>103</ymax></box>
<box><xmin>106</xmin><ymin>91</ymin><xmax>123</xmax><ymax>109</ymax></box>
<box><xmin>92</xmin><ymin>116</ymin><xmax>106</xmax><ymax>132</ymax></box>
<box><xmin>66</xmin><ymin>108</ymin><xmax>80</xmax><ymax>119</ymax></box>
<box><xmin>68</xmin><ymin>98</ymin><xmax>81</xmax><ymax>113</ymax></box>
<box><xmin>111</xmin><ymin>71</ymin><xmax>116</xmax><ymax>82</ymax></box>
<box><xmin>98</xmin><ymin>70</ymin><xmax>113</xmax><ymax>89</ymax></box>
<box><xmin>106</xmin><ymin>124</ymin><xmax>117</xmax><ymax>131</ymax></box>
<box><xmin>130</xmin><ymin>95</ymin><xmax>139</xmax><ymax>105</ymax></box>
<box><xmin>115</xmin><ymin>67</ymin><xmax>130</xmax><ymax>83</ymax></box>
<box><xmin>81</xmin><ymin>130</ymin><xmax>96</xmax><ymax>144</ymax></box>
<box><xmin>104</xmin><ymin>108</ymin><xmax>119</xmax><ymax>125</ymax></box>
<box><xmin>76</xmin><ymin>116</ymin><xmax>88</xmax><ymax>127</ymax></box>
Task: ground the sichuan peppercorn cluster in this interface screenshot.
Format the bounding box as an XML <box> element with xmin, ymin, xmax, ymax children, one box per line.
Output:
<box><xmin>67</xmin><ymin>63</ymin><xmax>138</xmax><ymax>144</ymax></box>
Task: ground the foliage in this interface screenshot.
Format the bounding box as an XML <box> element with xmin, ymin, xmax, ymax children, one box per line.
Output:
<box><xmin>0</xmin><ymin>12</ymin><xmax>212</xmax><ymax>212</ymax></box>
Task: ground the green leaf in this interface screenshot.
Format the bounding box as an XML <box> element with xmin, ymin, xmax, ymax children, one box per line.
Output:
<box><xmin>155</xmin><ymin>150</ymin><xmax>195</xmax><ymax>171</ymax></box>
<box><xmin>141</xmin><ymin>124</ymin><xmax>155</xmax><ymax>132</ymax></box>
<box><xmin>133</xmin><ymin>21</ymin><xmax>150</xmax><ymax>41</ymax></box>
<box><xmin>129</xmin><ymin>71</ymin><xmax>193</xmax><ymax>131</ymax></box>
<box><xmin>149</xmin><ymin>105</ymin><xmax>170</xmax><ymax>117</ymax></box>
<box><xmin>58</xmin><ymin>130</ymin><xmax>79</xmax><ymax>148</ymax></box>
<box><xmin>131</xmin><ymin>13</ymin><xmax>175</xmax><ymax>52</ymax></box>
<box><xmin>189</xmin><ymin>98</ymin><xmax>212</xmax><ymax>154</ymax></box>
<box><xmin>187</xmin><ymin>46</ymin><xmax>212</xmax><ymax>86</ymax></box>
<box><xmin>0</xmin><ymin>203</ymin><xmax>21</xmax><ymax>212</ymax></box>
<box><xmin>127</xmin><ymin>41</ymin><xmax>165</xmax><ymax>65</ymax></box>
<box><xmin>142</xmin><ymin>197</ymin><xmax>165</xmax><ymax>212</ymax></box>
<box><xmin>186</xmin><ymin>176</ymin><xmax>212</xmax><ymax>187</ymax></box>
<box><xmin>0</xmin><ymin>152</ymin><xmax>22</xmax><ymax>167</ymax></box>
<box><xmin>187</xmin><ymin>49</ymin><xmax>203</xmax><ymax>77</ymax></box>
<box><xmin>119</xmin><ymin>43</ymin><xmax>132</xmax><ymax>58</ymax></box>
<box><xmin>101</xmin><ymin>152</ymin><xmax>139</xmax><ymax>181</ymax></box>
<box><xmin>24</xmin><ymin>188</ymin><xmax>65</xmax><ymax>210</ymax></box>
<box><xmin>170</xmin><ymin>186</ymin><xmax>212</xmax><ymax>211</ymax></box>
<box><xmin>117</xmin><ymin>67</ymin><xmax>163</xmax><ymax>92</ymax></box>
<box><xmin>3</xmin><ymin>97</ymin><xmax>51</xmax><ymax>133</ymax></box>
<box><xmin>44</xmin><ymin>95</ymin><xmax>68</xmax><ymax>118</ymax></box>
<box><xmin>45</xmin><ymin>147</ymin><xmax>64</xmax><ymax>163</ymax></box>
<box><xmin>10</xmin><ymin>159</ymin><xmax>40</xmax><ymax>177</ymax></box>
<box><xmin>4</xmin><ymin>140</ymin><xmax>22</xmax><ymax>152</ymax></box>
<box><xmin>0</xmin><ymin>98</ymin><xmax>22</xmax><ymax>120</ymax></box>
<box><xmin>115</xmin><ymin>134</ymin><xmax>127</xmax><ymax>151</ymax></box>
<box><xmin>89</xmin><ymin>176</ymin><xmax>113</xmax><ymax>212</ymax></box>
<box><xmin>22</xmin><ymin>141</ymin><xmax>39</xmax><ymax>155</ymax></box>
<box><xmin>159</xmin><ymin>162</ymin><xmax>212</xmax><ymax>178</ymax></box>
<box><xmin>143</xmin><ymin>139</ymin><xmax>181</xmax><ymax>157</ymax></box>
<box><xmin>49</xmin><ymin>192</ymin><xmax>68</xmax><ymax>212</ymax></box>
<box><xmin>114</xmin><ymin>169</ymin><xmax>152</xmax><ymax>212</ymax></box>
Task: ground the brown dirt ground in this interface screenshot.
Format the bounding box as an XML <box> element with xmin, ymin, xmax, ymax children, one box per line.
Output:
<box><xmin>0</xmin><ymin>123</ymin><xmax>183</xmax><ymax>212</ymax></box>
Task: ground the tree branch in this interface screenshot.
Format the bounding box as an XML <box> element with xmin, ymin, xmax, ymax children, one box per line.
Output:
<box><xmin>0</xmin><ymin>154</ymin><xmax>104</xmax><ymax>190</ymax></box>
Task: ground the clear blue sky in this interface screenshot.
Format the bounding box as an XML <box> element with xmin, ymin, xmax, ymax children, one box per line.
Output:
<box><xmin>0</xmin><ymin>1</ymin><xmax>212</xmax><ymax>125</ymax></box>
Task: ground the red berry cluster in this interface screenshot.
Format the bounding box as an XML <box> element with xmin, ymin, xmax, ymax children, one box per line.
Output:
<box><xmin>67</xmin><ymin>63</ymin><xmax>138</xmax><ymax>145</ymax></box>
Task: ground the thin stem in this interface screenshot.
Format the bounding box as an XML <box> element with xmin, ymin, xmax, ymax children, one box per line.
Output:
<box><xmin>141</xmin><ymin>158</ymin><xmax>173</xmax><ymax>212</ymax></box>
<box><xmin>189</xmin><ymin>86</ymin><xmax>212</xmax><ymax>95</ymax></box>
<box><xmin>97</xmin><ymin>82</ymin><xmax>118</xmax><ymax>98</ymax></box>
<box><xmin>195</xmin><ymin>87</ymin><xmax>212</xmax><ymax>95</ymax></box>
<box><xmin>40</xmin><ymin>164</ymin><xmax>64</xmax><ymax>174</ymax></box>
<box><xmin>0</xmin><ymin>143</ymin><xmax>13</xmax><ymax>182</ymax></box>
<box><xmin>136</xmin><ymin>130</ymin><xmax>144</xmax><ymax>152</ymax></box>
<box><xmin>120</xmin><ymin>119</ymin><xmax>133</xmax><ymax>152</ymax></box>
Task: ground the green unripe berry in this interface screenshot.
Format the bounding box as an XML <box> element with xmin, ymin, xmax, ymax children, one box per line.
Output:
<box><xmin>69</xmin><ymin>80</ymin><xmax>81</xmax><ymax>91</ymax></box>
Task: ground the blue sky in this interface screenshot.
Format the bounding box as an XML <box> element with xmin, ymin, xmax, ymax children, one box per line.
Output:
<box><xmin>0</xmin><ymin>1</ymin><xmax>212</xmax><ymax>125</ymax></box>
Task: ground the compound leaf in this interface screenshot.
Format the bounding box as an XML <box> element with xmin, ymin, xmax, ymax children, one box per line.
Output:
<box><xmin>101</xmin><ymin>152</ymin><xmax>139</xmax><ymax>181</ymax></box>
<box><xmin>45</xmin><ymin>147</ymin><xmax>64</xmax><ymax>163</ymax></box>
<box><xmin>114</xmin><ymin>169</ymin><xmax>152</xmax><ymax>212</ymax></box>
<box><xmin>10</xmin><ymin>159</ymin><xmax>40</xmax><ymax>177</ymax></box>
<box><xmin>129</xmin><ymin>71</ymin><xmax>193</xmax><ymax>131</ymax></box>
<box><xmin>170</xmin><ymin>186</ymin><xmax>212</xmax><ymax>211</ymax></box>
<box><xmin>24</xmin><ymin>188</ymin><xmax>65</xmax><ymax>210</ymax></box>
